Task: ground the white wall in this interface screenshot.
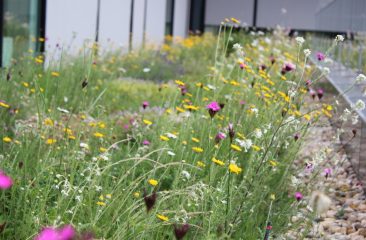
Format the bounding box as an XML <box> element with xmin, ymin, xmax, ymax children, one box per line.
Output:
<box><xmin>205</xmin><ymin>0</ymin><xmax>254</xmax><ymax>26</ymax></box>
<box><xmin>45</xmin><ymin>0</ymin><xmax>98</xmax><ymax>56</ymax></box>
<box><xmin>173</xmin><ymin>0</ymin><xmax>190</xmax><ymax>38</ymax></box>
<box><xmin>99</xmin><ymin>0</ymin><xmax>131</xmax><ymax>51</ymax></box>
<box><xmin>146</xmin><ymin>0</ymin><xmax>167</xmax><ymax>43</ymax></box>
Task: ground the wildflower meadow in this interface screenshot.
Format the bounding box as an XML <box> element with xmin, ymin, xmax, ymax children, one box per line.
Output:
<box><xmin>1</xmin><ymin>20</ymin><xmax>365</xmax><ymax>240</ymax></box>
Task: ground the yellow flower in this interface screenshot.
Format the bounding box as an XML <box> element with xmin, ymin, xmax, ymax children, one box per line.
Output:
<box><xmin>184</xmin><ymin>105</ymin><xmax>199</xmax><ymax>111</ymax></box>
<box><xmin>3</xmin><ymin>137</ymin><xmax>12</xmax><ymax>143</ymax></box>
<box><xmin>156</xmin><ymin>214</ymin><xmax>169</xmax><ymax>222</ymax></box>
<box><xmin>44</xmin><ymin>118</ymin><xmax>54</xmax><ymax>126</ymax></box>
<box><xmin>229</xmin><ymin>163</ymin><xmax>242</xmax><ymax>174</ymax></box>
<box><xmin>143</xmin><ymin>119</ymin><xmax>153</xmax><ymax>125</ymax></box>
<box><xmin>231</xmin><ymin>17</ymin><xmax>240</xmax><ymax>24</ymax></box>
<box><xmin>230</xmin><ymin>144</ymin><xmax>242</xmax><ymax>152</ymax></box>
<box><xmin>46</xmin><ymin>138</ymin><xmax>57</xmax><ymax>145</ymax></box>
<box><xmin>269</xmin><ymin>160</ymin><xmax>278</xmax><ymax>167</ymax></box>
<box><xmin>303</xmin><ymin>114</ymin><xmax>311</xmax><ymax>121</ymax></box>
<box><xmin>98</xmin><ymin>122</ymin><xmax>106</xmax><ymax>128</ymax></box>
<box><xmin>0</xmin><ymin>102</ymin><xmax>10</xmax><ymax>108</ymax></box>
<box><xmin>99</xmin><ymin>195</ymin><xmax>104</xmax><ymax>201</ymax></box>
<box><xmin>270</xmin><ymin>194</ymin><xmax>276</xmax><ymax>200</ymax></box>
<box><xmin>191</xmin><ymin>137</ymin><xmax>200</xmax><ymax>143</ymax></box>
<box><xmin>106</xmin><ymin>194</ymin><xmax>112</xmax><ymax>199</ymax></box>
<box><xmin>175</xmin><ymin>80</ymin><xmax>185</xmax><ymax>86</ymax></box>
<box><xmin>160</xmin><ymin>135</ymin><xmax>169</xmax><ymax>141</ymax></box>
<box><xmin>133</xmin><ymin>192</ymin><xmax>140</xmax><ymax>198</ymax></box>
<box><xmin>212</xmin><ymin>157</ymin><xmax>225</xmax><ymax>166</ymax></box>
<box><xmin>64</xmin><ymin>128</ymin><xmax>73</xmax><ymax>135</ymax></box>
<box><xmin>192</xmin><ymin>147</ymin><xmax>203</xmax><ymax>153</ymax></box>
<box><xmin>197</xmin><ymin>161</ymin><xmax>206</xmax><ymax>168</ymax></box>
<box><xmin>182</xmin><ymin>140</ymin><xmax>187</xmax><ymax>145</ymax></box>
<box><xmin>94</xmin><ymin>132</ymin><xmax>104</xmax><ymax>138</ymax></box>
<box><xmin>22</xmin><ymin>82</ymin><xmax>29</xmax><ymax>88</ymax></box>
<box><xmin>148</xmin><ymin>179</ymin><xmax>158</xmax><ymax>187</ymax></box>
<box><xmin>176</xmin><ymin>106</ymin><xmax>185</xmax><ymax>113</ymax></box>
<box><xmin>96</xmin><ymin>201</ymin><xmax>106</xmax><ymax>206</ymax></box>
<box><xmin>252</xmin><ymin>145</ymin><xmax>261</xmax><ymax>151</ymax></box>
<box><xmin>51</xmin><ymin>71</ymin><xmax>60</xmax><ymax>77</ymax></box>
<box><xmin>99</xmin><ymin>147</ymin><xmax>107</xmax><ymax>153</ymax></box>
<box><xmin>68</xmin><ymin>135</ymin><xmax>76</xmax><ymax>140</ymax></box>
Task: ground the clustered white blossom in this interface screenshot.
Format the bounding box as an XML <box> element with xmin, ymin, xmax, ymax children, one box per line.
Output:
<box><xmin>235</xmin><ymin>138</ymin><xmax>253</xmax><ymax>152</ymax></box>
<box><xmin>355</xmin><ymin>74</ymin><xmax>366</xmax><ymax>84</ymax></box>
<box><xmin>295</xmin><ymin>37</ymin><xmax>305</xmax><ymax>45</ymax></box>
<box><xmin>353</xmin><ymin>99</ymin><xmax>366</xmax><ymax>111</ymax></box>
<box><xmin>335</xmin><ymin>35</ymin><xmax>344</xmax><ymax>42</ymax></box>
<box><xmin>303</xmin><ymin>49</ymin><xmax>311</xmax><ymax>57</ymax></box>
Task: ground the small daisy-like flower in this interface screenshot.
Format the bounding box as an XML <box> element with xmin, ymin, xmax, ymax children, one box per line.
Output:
<box><xmin>230</xmin><ymin>144</ymin><xmax>242</xmax><ymax>152</ymax></box>
<box><xmin>355</xmin><ymin>74</ymin><xmax>366</xmax><ymax>84</ymax></box>
<box><xmin>3</xmin><ymin>137</ymin><xmax>12</xmax><ymax>143</ymax></box>
<box><xmin>44</xmin><ymin>118</ymin><xmax>54</xmax><ymax>126</ymax></box>
<box><xmin>229</xmin><ymin>163</ymin><xmax>242</xmax><ymax>174</ymax></box>
<box><xmin>143</xmin><ymin>119</ymin><xmax>153</xmax><ymax>125</ymax></box>
<box><xmin>197</xmin><ymin>161</ymin><xmax>206</xmax><ymax>168</ymax></box>
<box><xmin>192</xmin><ymin>147</ymin><xmax>203</xmax><ymax>153</ymax></box>
<box><xmin>93</xmin><ymin>132</ymin><xmax>104</xmax><ymax>138</ymax></box>
<box><xmin>212</xmin><ymin>157</ymin><xmax>225</xmax><ymax>166</ymax></box>
<box><xmin>148</xmin><ymin>179</ymin><xmax>158</xmax><ymax>187</ymax></box>
<box><xmin>156</xmin><ymin>214</ymin><xmax>169</xmax><ymax>222</ymax></box>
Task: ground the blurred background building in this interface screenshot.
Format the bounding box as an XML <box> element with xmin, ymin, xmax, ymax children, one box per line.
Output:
<box><xmin>1</xmin><ymin>0</ymin><xmax>366</xmax><ymax>67</ymax></box>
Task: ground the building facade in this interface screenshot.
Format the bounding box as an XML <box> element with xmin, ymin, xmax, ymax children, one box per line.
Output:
<box><xmin>1</xmin><ymin>0</ymin><xmax>366</xmax><ymax>67</ymax></box>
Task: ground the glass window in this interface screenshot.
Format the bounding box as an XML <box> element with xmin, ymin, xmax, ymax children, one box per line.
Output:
<box><xmin>2</xmin><ymin>0</ymin><xmax>41</xmax><ymax>67</ymax></box>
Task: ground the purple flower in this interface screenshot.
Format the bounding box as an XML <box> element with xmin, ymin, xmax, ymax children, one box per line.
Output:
<box><xmin>142</xmin><ymin>101</ymin><xmax>149</xmax><ymax>109</ymax></box>
<box><xmin>316</xmin><ymin>52</ymin><xmax>325</xmax><ymax>61</ymax></box>
<box><xmin>144</xmin><ymin>190</ymin><xmax>157</xmax><ymax>212</ymax></box>
<box><xmin>179</xmin><ymin>85</ymin><xmax>187</xmax><ymax>96</ymax></box>
<box><xmin>309</xmin><ymin>89</ymin><xmax>316</xmax><ymax>100</ymax></box>
<box><xmin>215</xmin><ymin>132</ymin><xmax>226</xmax><ymax>144</ymax></box>
<box><xmin>228</xmin><ymin>123</ymin><xmax>235</xmax><ymax>143</ymax></box>
<box><xmin>143</xmin><ymin>140</ymin><xmax>151</xmax><ymax>146</ymax></box>
<box><xmin>294</xmin><ymin>192</ymin><xmax>303</xmax><ymax>201</ymax></box>
<box><xmin>174</xmin><ymin>224</ymin><xmax>190</xmax><ymax>240</ymax></box>
<box><xmin>239</xmin><ymin>63</ymin><xmax>245</xmax><ymax>69</ymax></box>
<box><xmin>35</xmin><ymin>225</ymin><xmax>75</xmax><ymax>240</ymax></box>
<box><xmin>294</xmin><ymin>133</ymin><xmax>300</xmax><ymax>141</ymax></box>
<box><xmin>323</xmin><ymin>168</ymin><xmax>332</xmax><ymax>178</ymax></box>
<box><xmin>305</xmin><ymin>162</ymin><xmax>314</xmax><ymax>173</ymax></box>
<box><xmin>281</xmin><ymin>62</ymin><xmax>296</xmax><ymax>74</ymax></box>
<box><xmin>269</xmin><ymin>55</ymin><xmax>276</xmax><ymax>65</ymax></box>
<box><xmin>0</xmin><ymin>171</ymin><xmax>13</xmax><ymax>190</ymax></box>
<box><xmin>317</xmin><ymin>88</ymin><xmax>324</xmax><ymax>100</ymax></box>
<box><xmin>239</xmin><ymin>100</ymin><xmax>246</xmax><ymax>105</ymax></box>
<box><xmin>206</xmin><ymin>102</ymin><xmax>221</xmax><ymax>118</ymax></box>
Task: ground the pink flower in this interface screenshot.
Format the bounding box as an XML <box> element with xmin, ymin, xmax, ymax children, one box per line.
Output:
<box><xmin>316</xmin><ymin>52</ymin><xmax>325</xmax><ymax>61</ymax></box>
<box><xmin>142</xmin><ymin>101</ymin><xmax>149</xmax><ymax>109</ymax></box>
<box><xmin>323</xmin><ymin>168</ymin><xmax>332</xmax><ymax>178</ymax></box>
<box><xmin>206</xmin><ymin>102</ymin><xmax>221</xmax><ymax>118</ymax></box>
<box><xmin>309</xmin><ymin>89</ymin><xmax>316</xmax><ymax>99</ymax></box>
<box><xmin>294</xmin><ymin>192</ymin><xmax>303</xmax><ymax>201</ymax></box>
<box><xmin>281</xmin><ymin>62</ymin><xmax>296</xmax><ymax>74</ymax></box>
<box><xmin>143</xmin><ymin>140</ymin><xmax>151</xmax><ymax>145</ymax></box>
<box><xmin>317</xmin><ymin>88</ymin><xmax>324</xmax><ymax>100</ymax></box>
<box><xmin>0</xmin><ymin>171</ymin><xmax>13</xmax><ymax>190</ymax></box>
<box><xmin>239</xmin><ymin>63</ymin><xmax>246</xmax><ymax>69</ymax></box>
<box><xmin>215</xmin><ymin>132</ymin><xmax>226</xmax><ymax>144</ymax></box>
<box><xmin>35</xmin><ymin>225</ymin><xmax>76</xmax><ymax>240</ymax></box>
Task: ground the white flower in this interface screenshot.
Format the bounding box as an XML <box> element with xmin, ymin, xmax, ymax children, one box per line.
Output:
<box><xmin>235</xmin><ymin>138</ymin><xmax>252</xmax><ymax>152</ymax></box>
<box><xmin>181</xmin><ymin>170</ymin><xmax>191</xmax><ymax>180</ymax></box>
<box><xmin>303</xmin><ymin>49</ymin><xmax>311</xmax><ymax>57</ymax></box>
<box><xmin>79</xmin><ymin>142</ymin><xmax>89</xmax><ymax>149</ymax></box>
<box><xmin>166</xmin><ymin>132</ymin><xmax>177</xmax><ymax>139</ymax></box>
<box><xmin>254</xmin><ymin>128</ymin><xmax>262</xmax><ymax>138</ymax></box>
<box><xmin>143</xmin><ymin>68</ymin><xmax>150</xmax><ymax>73</ymax></box>
<box><xmin>355</xmin><ymin>74</ymin><xmax>366</xmax><ymax>84</ymax></box>
<box><xmin>167</xmin><ymin>151</ymin><xmax>175</xmax><ymax>156</ymax></box>
<box><xmin>57</xmin><ymin>107</ymin><xmax>69</xmax><ymax>114</ymax></box>
<box><xmin>233</xmin><ymin>43</ymin><xmax>243</xmax><ymax>51</ymax></box>
<box><xmin>322</xmin><ymin>67</ymin><xmax>330</xmax><ymax>75</ymax></box>
<box><xmin>335</xmin><ymin>35</ymin><xmax>344</xmax><ymax>42</ymax></box>
<box><xmin>353</xmin><ymin>99</ymin><xmax>365</xmax><ymax>111</ymax></box>
<box><xmin>295</xmin><ymin>37</ymin><xmax>305</xmax><ymax>45</ymax></box>
<box><xmin>207</xmin><ymin>84</ymin><xmax>216</xmax><ymax>90</ymax></box>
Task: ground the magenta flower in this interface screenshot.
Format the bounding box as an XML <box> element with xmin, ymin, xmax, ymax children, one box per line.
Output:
<box><xmin>239</xmin><ymin>100</ymin><xmax>246</xmax><ymax>105</ymax></box>
<box><xmin>215</xmin><ymin>132</ymin><xmax>226</xmax><ymax>144</ymax></box>
<box><xmin>309</xmin><ymin>89</ymin><xmax>316</xmax><ymax>100</ymax></box>
<box><xmin>269</xmin><ymin>55</ymin><xmax>276</xmax><ymax>65</ymax></box>
<box><xmin>294</xmin><ymin>192</ymin><xmax>303</xmax><ymax>201</ymax></box>
<box><xmin>35</xmin><ymin>225</ymin><xmax>75</xmax><ymax>240</ymax></box>
<box><xmin>174</xmin><ymin>224</ymin><xmax>190</xmax><ymax>240</ymax></box>
<box><xmin>239</xmin><ymin>63</ymin><xmax>245</xmax><ymax>69</ymax></box>
<box><xmin>305</xmin><ymin>162</ymin><xmax>314</xmax><ymax>173</ymax></box>
<box><xmin>228</xmin><ymin>123</ymin><xmax>235</xmax><ymax>142</ymax></box>
<box><xmin>143</xmin><ymin>140</ymin><xmax>151</xmax><ymax>146</ymax></box>
<box><xmin>142</xmin><ymin>101</ymin><xmax>149</xmax><ymax>109</ymax></box>
<box><xmin>206</xmin><ymin>101</ymin><xmax>221</xmax><ymax>118</ymax></box>
<box><xmin>281</xmin><ymin>62</ymin><xmax>296</xmax><ymax>74</ymax></box>
<box><xmin>294</xmin><ymin>133</ymin><xmax>300</xmax><ymax>141</ymax></box>
<box><xmin>0</xmin><ymin>171</ymin><xmax>13</xmax><ymax>190</ymax></box>
<box><xmin>317</xmin><ymin>88</ymin><xmax>324</xmax><ymax>100</ymax></box>
<box><xmin>323</xmin><ymin>168</ymin><xmax>332</xmax><ymax>178</ymax></box>
<box><xmin>316</xmin><ymin>52</ymin><xmax>325</xmax><ymax>61</ymax></box>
